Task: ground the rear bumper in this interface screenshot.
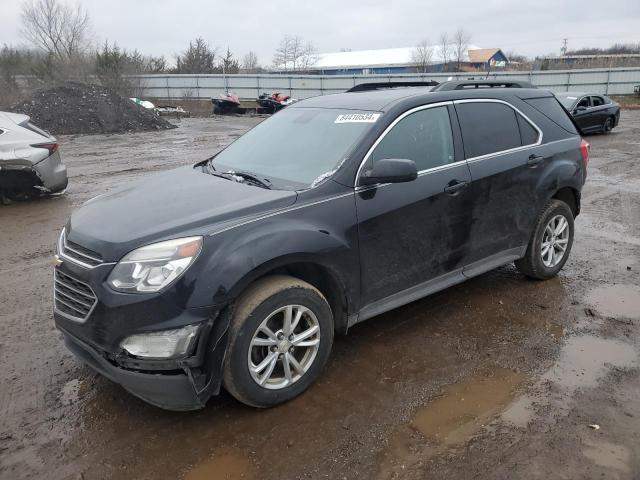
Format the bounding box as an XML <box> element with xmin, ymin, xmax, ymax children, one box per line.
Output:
<box><xmin>0</xmin><ymin>152</ymin><xmax>67</xmax><ymax>195</ymax></box>
<box><xmin>62</xmin><ymin>330</ymin><xmax>206</xmax><ymax>411</ymax></box>
<box><xmin>34</xmin><ymin>151</ymin><xmax>68</xmax><ymax>193</ymax></box>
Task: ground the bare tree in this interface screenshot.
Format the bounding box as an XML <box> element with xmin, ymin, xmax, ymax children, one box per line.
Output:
<box><xmin>452</xmin><ymin>29</ymin><xmax>471</xmax><ymax>72</ymax></box>
<box><xmin>298</xmin><ymin>41</ymin><xmax>318</xmax><ymax>72</ymax></box>
<box><xmin>438</xmin><ymin>33</ymin><xmax>451</xmax><ymax>72</ymax></box>
<box><xmin>411</xmin><ymin>39</ymin><xmax>433</xmax><ymax>73</ymax></box>
<box><xmin>273</xmin><ymin>35</ymin><xmax>318</xmax><ymax>72</ymax></box>
<box><xmin>20</xmin><ymin>0</ymin><xmax>90</xmax><ymax>61</ymax></box>
<box><xmin>289</xmin><ymin>36</ymin><xmax>304</xmax><ymax>71</ymax></box>
<box><xmin>241</xmin><ymin>51</ymin><xmax>259</xmax><ymax>72</ymax></box>
<box><xmin>273</xmin><ymin>35</ymin><xmax>293</xmax><ymax>71</ymax></box>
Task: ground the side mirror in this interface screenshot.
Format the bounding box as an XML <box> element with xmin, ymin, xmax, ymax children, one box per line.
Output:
<box><xmin>360</xmin><ymin>158</ymin><xmax>418</xmax><ymax>185</ymax></box>
<box><xmin>575</xmin><ymin>105</ymin><xmax>588</xmax><ymax>112</ymax></box>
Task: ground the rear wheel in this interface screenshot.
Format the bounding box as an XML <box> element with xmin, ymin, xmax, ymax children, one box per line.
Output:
<box><xmin>602</xmin><ymin>116</ymin><xmax>614</xmax><ymax>134</ymax></box>
<box><xmin>223</xmin><ymin>275</ymin><xmax>334</xmax><ymax>407</ymax></box>
<box><xmin>515</xmin><ymin>200</ymin><xmax>574</xmax><ymax>280</ymax></box>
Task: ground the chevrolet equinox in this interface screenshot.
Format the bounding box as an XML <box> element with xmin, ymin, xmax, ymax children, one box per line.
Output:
<box><xmin>54</xmin><ymin>86</ymin><xmax>588</xmax><ymax>410</ymax></box>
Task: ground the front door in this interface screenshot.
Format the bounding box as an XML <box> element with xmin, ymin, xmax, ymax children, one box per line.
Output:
<box><xmin>573</xmin><ymin>96</ymin><xmax>593</xmax><ymax>131</ymax></box>
<box><xmin>355</xmin><ymin>104</ymin><xmax>473</xmax><ymax>311</ymax></box>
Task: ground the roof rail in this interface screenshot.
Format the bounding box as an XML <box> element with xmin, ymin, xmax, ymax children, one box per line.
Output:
<box><xmin>431</xmin><ymin>80</ymin><xmax>535</xmax><ymax>91</ymax></box>
<box><xmin>346</xmin><ymin>81</ymin><xmax>439</xmax><ymax>92</ymax></box>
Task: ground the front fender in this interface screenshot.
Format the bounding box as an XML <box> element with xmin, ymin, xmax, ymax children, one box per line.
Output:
<box><xmin>188</xmin><ymin>199</ymin><xmax>360</xmax><ymax>312</ymax></box>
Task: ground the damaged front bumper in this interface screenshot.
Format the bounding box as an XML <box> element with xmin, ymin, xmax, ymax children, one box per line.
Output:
<box><xmin>58</xmin><ymin>307</ymin><xmax>231</xmax><ymax>411</ymax></box>
<box><xmin>54</xmin><ymin>255</ymin><xmax>232</xmax><ymax>411</ymax></box>
<box><xmin>63</xmin><ymin>331</ymin><xmax>206</xmax><ymax>410</ymax></box>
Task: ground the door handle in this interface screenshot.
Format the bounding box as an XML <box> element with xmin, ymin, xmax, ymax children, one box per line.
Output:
<box><xmin>444</xmin><ymin>180</ymin><xmax>469</xmax><ymax>195</ymax></box>
<box><xmin>527</xmin><ymin>154</ymin><xmax>544</xmax><ymax>167</ymax></box>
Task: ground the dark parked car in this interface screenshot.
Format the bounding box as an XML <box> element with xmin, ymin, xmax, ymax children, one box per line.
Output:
<box><xmin>54</xmin><ymin>86</ymin><xmax>589</xmax><ymax>411</ymax></box>
<box><xmin>555</xmin><ymin>91</ymin><xmax>620</xmax><ymax>134</ymax></box>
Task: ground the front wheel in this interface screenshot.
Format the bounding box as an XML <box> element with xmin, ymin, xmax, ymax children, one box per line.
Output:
<box><xmin>515</xmin><ymin>199</ymin><xmax>574</xmax><ymax>280</ymax></box>
<box><xmin>223</xmin><ymin>275</ymin><xmax>334</xmax><ymax>407</ymax></box>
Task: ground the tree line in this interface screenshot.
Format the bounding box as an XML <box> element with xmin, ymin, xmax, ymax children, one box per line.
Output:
<box><xmin>410</xmin><ymin>29</ymin><xmax>472</xmax><ymax>73</ymax></box>
<box><xmin>1</xmin><ymin>0</ymin><xmax>305</xmax><ymax>104</ymax></box>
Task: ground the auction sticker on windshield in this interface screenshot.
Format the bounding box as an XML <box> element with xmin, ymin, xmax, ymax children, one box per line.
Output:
<box><xmin>335</xmin><ymin>113</ymin><xmax>381</xmax><ymax>123</ymax></box>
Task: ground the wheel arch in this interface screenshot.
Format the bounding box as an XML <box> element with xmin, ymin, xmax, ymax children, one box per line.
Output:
<box><xmin>552</xmin><ymin>186</ymin><xmax>580</xmax><ymax>217</ymax></box>
<box><xmin>226</xmin><ymin>254</ymin><xmax>352</xmax><ymax>335</ymax></box>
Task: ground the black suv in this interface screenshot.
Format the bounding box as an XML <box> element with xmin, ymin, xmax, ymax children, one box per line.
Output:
<box><xmin>54</xmin><ymin>86</ymin><xmax>589</xmax><ymax>411</ymax></box>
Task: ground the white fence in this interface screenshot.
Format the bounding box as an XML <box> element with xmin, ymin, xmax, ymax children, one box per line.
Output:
<box><xmin>135</xmin><ymin>67</ymin><xmax>640</xmax><ymax>100</ymax></box>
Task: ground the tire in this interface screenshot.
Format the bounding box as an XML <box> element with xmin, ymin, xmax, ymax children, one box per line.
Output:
<box><xmin>602</xmin><ymin>116</ymin><xmax>614</xmax><ymax>134</ymax></box>
<box><xmin>223</xmin><ymin>275</ymin><xmax>334</xmax><ymax>408</ymax></box>
<box><xmin>515</xmin><ymin>199</ymin><xmax>574</xmax><ymax>280</ymax></box>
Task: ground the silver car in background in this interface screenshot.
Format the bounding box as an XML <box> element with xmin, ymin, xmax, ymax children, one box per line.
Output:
<box><xmin>0</xmin><ymin>111</ymin><xmax>68</xmax><ymax>200</ymax></box>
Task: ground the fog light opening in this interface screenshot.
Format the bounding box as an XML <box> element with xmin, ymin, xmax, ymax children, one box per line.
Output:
<box><xmin>120</xmin><ymin>324</ymin><xmax>199</xmax><ymax>359</ymax></box>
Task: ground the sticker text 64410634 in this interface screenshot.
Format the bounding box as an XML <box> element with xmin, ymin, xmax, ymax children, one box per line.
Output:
<box><xmin>334</xmin><ymin>113</ymin><xmax>381</xmax><ymax>124</ymax></box>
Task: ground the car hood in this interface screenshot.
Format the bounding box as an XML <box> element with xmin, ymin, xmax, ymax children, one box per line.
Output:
<box><xmin>67</xmin><ymin>166</ymin><xmax>297</xmax><ymax>261</ymax></box>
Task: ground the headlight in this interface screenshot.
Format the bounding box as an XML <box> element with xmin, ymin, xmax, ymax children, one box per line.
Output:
<box><xmin>108</xmin><ymin>236</ymin><xmax>202</xmax><ymax>293</ymax></box>
<box><xmin>120</xmin><ymin>324</ymin><xmax>199</xmax><ymax>358</ymax></box>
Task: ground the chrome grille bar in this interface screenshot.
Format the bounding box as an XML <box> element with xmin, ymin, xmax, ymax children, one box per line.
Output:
<box><xmin>54</xmin><ymin>270</ymin><xmax>97</xmax><ymax>322</ymax></box>
<box><xmin>59</xmin><ymin>229</ymin><xmax>103</xmax><ymax>268</ymax></box>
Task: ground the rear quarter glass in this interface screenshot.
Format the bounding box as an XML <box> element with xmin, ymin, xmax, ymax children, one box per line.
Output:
<box><xmin>523</xmin><ymin>97</ymin><xmax>579</xmax><ymax>135</ymax></box>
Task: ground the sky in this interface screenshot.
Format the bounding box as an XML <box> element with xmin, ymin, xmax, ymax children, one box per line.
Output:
<box><xmin>1</xmin><ymin>0</ymin><xmax>639</xmax><ymax>66</ymax></box>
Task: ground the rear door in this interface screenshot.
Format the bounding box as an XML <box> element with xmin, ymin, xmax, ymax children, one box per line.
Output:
<box><xmin>355</xmin><ymin>103</ymin><xmax>473</xmax><ymax>311</ymax></box>
<box><xmin>453</xmin><ymin>99</ymin><xmax>545</xmax><ymax>275</ymax></box>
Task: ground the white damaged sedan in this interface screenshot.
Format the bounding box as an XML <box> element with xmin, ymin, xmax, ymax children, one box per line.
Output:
<box><xmin>0</xmin><ymin>111</ymin><xmax>68</xmax><ymax>201</ymax></box>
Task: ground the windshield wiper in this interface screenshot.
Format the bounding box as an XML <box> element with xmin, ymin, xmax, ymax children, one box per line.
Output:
<box><xmin>203</xmin><ymin>160</ymin><xmax>272</xmax><ymax>189</ymax></box>
<box><xmin>227</xmin><ymin>170</ymin><xmax>272</xmax><ymax>190</ymax></box>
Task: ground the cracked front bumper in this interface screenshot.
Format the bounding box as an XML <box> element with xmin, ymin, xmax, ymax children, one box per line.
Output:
<box><xmin>62</xmin><ymin>330</ymin><xmax>206</xmax><ymax>411</ymax></box>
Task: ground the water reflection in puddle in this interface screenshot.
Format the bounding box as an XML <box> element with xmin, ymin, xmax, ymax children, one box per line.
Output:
<box><xmin>584</xmin><ymin>284</ymin><xmax>640</xmax><ymax>319</ymax></box>
<box><xmin>411</xmin><ymin>368</ymin><xmax>525</xmax><ymax>445</ymax></box>
<box><xmin>184</xmin><ymin>450</ymin><xmax>254</xmax><ymax>480</ymax></box>
<box><xmin>502</xmin><ymin>335</ymin><xmax>637</xmax><ymax>427</ymax></box>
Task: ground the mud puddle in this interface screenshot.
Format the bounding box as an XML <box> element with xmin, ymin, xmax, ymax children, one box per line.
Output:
<box><xmin>184</xmin><ymin>449</ymin><xmax>254</xmax><ymax>480</ymax></box>
<box><xmin>411</xmin><ymin>368</ymin><xmax>526</xmax><ymax>445</ymax></box>
<box><xmin>582</xmin><ymin>439</ymin><xmax>632</xmax><ymax>474</ymax></box>
<box><xmin>584</xmin><ymin>284</ymin><xmax>640</xmax><ymax>319</ymax></box>
<box><xmin>502</xmin><ymin>335</ymin><xmax>637</xmax><ymax>427</ymax></box>
<box><xmin>377</xmin><ymin>368</ymin><xmax>526</xmax><ymax>478</ymax></box>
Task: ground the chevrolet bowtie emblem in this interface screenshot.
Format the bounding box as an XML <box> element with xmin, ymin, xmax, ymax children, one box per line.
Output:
<box><xmin>52</xmin><ymin>254</ymin><xmax>63</xmax><ymax>267</ymax></box>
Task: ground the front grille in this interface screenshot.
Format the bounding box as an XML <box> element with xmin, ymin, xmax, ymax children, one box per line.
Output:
<box><xmin>60</xmin><ymin>230</ymin><xmax>103</xmax><ymax>267</ymax></box>
<box><xmin>54</xmin><ymin>270</ymin><xmax>97</xmax><ymax>322</ymax></box>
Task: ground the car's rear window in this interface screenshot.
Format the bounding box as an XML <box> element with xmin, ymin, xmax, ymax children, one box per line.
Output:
<box><xmin>20</xmin><ymin>120</ymin><xmax>50</xmax><ymax>138</ymax></box>
<box><xmin>524</xmin><ymin>97</ymin><xmax>579</xmax><ymax>135</ymax></box>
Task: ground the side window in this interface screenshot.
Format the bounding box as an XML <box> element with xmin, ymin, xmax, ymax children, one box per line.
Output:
<box><xmin>456</xmin><ymin>102</ymin><xmax>522</xmax><ymax>158</ymax></box>
<box><xmin>577</xmin><ymin>97</ymin><xmax>590</xmax><ymax>109</ymax></box>
<box><xmin>516</xmin><ymin>113</ymin><xmax>539</xmax><ymax>145</ymax></box>
<box><xmin>370</xmin><ymin>106</ymin><xmax>455</xmax><ymax>171</ymax></box>
<box><xmin>591</xmin><ymin>96</ymin><xmax>605</xmax><ymax>107</ymax></box>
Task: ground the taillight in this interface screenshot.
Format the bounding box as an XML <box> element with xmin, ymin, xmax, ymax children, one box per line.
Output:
<box><xmin>31</xmin><ymin>142</ymin><xmax>59</xmax><ymax>156</ymax></box>
<box><xmin>580</xmin><ymin>138</ymin><xmax>590</xmax><ymax>167</ymax></box>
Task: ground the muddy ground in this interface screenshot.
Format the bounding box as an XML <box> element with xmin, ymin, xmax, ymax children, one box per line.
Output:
<box><xmin>0</xmin><ymin>112</ymin><xmax>639</xmax><ymax>480</ymax></box>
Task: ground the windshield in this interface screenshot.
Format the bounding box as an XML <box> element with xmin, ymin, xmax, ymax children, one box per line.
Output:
<box><xmin>211</xmin><ymin>107</ymin><xmax>379</xmax><ymax>189</ymax></box>
<box><xmin>556</xmin><ymin>95</ymin><xmax>578</xmax><ymax>109</ymax></box>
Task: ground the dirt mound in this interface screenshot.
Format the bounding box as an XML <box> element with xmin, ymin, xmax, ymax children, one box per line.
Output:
<box><xmin>11</xmin><ymin>82</ymin><xmax>176</xmax><ymax>135</ymax></box>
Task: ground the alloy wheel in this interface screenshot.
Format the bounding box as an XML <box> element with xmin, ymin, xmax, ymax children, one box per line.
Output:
<box><xmin>248</xmin><ymin>305</ymin><xmax>321</xmax><ymax>390</ymax></box>
<box><xmin>541</xmin><ymin>214</ymin><xmax>570</xmax><ymax>268</ymax></box>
